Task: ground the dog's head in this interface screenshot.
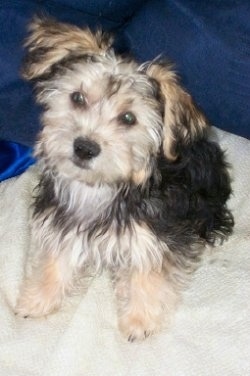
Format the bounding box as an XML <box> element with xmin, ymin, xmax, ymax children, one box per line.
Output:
<box><xmin>23</xmin><ymin>17</ymin><xmax>208</xmax><ymax>185</ymax></box>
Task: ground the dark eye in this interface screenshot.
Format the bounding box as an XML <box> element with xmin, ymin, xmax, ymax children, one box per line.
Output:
<box><xmin>71</xmin><ymin>91</ymin><xmax>86</xmax><ymax>107</ymax></box>
<box><xmin>118</xmin><ymin>111</ymin><xmax>137</xmax><ymax>126</ymax></box>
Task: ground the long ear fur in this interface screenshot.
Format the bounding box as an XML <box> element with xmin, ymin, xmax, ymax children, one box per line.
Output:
<box><xmin>22</xmin><ymin>16</ymin><xmax>113</xmax><ymax>80</ymax></box>
<box><xmin>146</xmin><ymin>62</ymin><xmax>208</xmax><ymax>160</ymax></box>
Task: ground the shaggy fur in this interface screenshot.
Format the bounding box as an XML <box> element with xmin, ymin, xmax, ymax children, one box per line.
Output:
<box><xmin>16</xmin><ymin>16</ymin><xmax>234</xmax><ymax>341</ymax></box>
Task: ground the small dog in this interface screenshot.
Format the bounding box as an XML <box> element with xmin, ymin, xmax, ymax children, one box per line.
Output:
<box><xmin>16</xmin><ymin>16</ymin><xmax>234</xmax><ymax>341</ymax></box>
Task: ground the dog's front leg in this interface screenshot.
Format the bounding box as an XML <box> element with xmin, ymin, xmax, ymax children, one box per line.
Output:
<box><xmin>114</xmin><ymin>268</ymin><xmax>179</xmax><ymax>341</ymax></box>
<box><xmin>15</xmin><ymin>221</ymin><xmax>77</xmax><ymax>318</ymax></box>
<box><xmin>15</xmin><ymin>250</ymin><xmax>74</xmax><ymax>318</ymax></box>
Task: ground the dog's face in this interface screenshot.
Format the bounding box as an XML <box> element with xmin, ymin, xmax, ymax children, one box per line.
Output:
<box><xmin>34</xmin><ymin>58</ymin><xmax>163</xmax><ymax>185</ymax></box>
<box><xmin>23</xmin><ymin>17</ymin><xmax>208</xmax><ymax>186</ymax></box>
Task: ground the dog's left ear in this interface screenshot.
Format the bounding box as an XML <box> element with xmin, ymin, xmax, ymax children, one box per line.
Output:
<box><xmin>146</xmin><ymin>63</ymin><xmax>208</xmax><ymax>160</ymax></box>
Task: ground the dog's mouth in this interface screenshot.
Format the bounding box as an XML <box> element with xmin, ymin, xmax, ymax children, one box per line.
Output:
<box><xmin>71</xmin><ymin>157</ymin><xmax>91</xmax><ymax>170</ymax></box>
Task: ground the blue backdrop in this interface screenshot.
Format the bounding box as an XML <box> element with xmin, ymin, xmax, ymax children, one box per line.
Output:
<box><xmin>0</xmin><ymin>0</ymin><xmax>249</xmax><ymax>181</ymax></box>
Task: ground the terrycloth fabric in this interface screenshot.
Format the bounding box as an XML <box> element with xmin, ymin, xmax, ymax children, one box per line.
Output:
<box><xmin>0</xmin><ymin>127</ymin><xmax>249</xmax><ymax>376</ymax></box>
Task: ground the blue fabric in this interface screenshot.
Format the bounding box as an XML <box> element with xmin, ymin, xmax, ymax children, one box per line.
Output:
<box><xmin>0</xmin><ymin>0</ymin><xmax>249</xmax><ymax>181</ymax></box>
<box><xmin>0</xmin><ymin>141</ymin><xmax>34</xmax><ymax>182</ymax></box>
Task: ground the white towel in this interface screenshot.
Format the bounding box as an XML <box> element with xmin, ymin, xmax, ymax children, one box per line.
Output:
<box><xmin>0</xmin><ymin>128</ymin><xmax>249</xmax><ymax>376</ymax></box>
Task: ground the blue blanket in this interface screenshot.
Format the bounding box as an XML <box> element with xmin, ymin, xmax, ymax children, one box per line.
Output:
<box><xmin>0</xmin><ymin>0</ymin><xmax>249</xmax><ymax>181</ymax></box>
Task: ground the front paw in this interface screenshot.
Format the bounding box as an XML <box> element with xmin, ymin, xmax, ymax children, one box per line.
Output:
<box><xmin>15</xmin><ymin>282</ymin><xmax>63</xmax><ymax>318</ymax></box>
<box><xmin>118</xmin><ymin>313</ymin><xmax>162</xmax><ymax>342</ymax></box>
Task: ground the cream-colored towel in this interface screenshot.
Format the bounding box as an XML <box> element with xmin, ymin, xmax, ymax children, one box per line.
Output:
<box><xmin>0</xmin><ymin>128</ymin><xmax>249</xmax><ymax>376</ymax></box>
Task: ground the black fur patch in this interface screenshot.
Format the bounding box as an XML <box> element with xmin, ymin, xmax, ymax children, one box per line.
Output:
<box><xmin>31</xmin><ymin>53</ymin><xmax>99</xmax><ymax>84</ymax></box>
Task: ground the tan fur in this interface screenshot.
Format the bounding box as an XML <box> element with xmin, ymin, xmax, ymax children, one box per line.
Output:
<box><xmin>132</xmin><ymin>167</ymin><xmax>150</xmax><ymax>186</ymax></box>
<box><xmin>147</xmin><ymin>63</ymin><xmax>208</xmax><ymax>160</ymax></box>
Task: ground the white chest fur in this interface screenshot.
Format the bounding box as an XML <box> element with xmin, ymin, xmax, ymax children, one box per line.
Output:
<box><xmin>33</xmin><ymin>177</ymin><xmax>165</xmax><ymax>273</ymax></box>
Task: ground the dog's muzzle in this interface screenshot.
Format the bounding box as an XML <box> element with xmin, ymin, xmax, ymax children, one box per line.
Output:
<box><xmin>73</xmin><ymin>137</ymin><xmax>101</xmax><ymax>161</ymax></box>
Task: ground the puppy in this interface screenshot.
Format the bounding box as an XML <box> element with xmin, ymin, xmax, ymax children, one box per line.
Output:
<box><xmin>16</xmin><ymin>16</ymin><xmax>234</xmax><ymax>341</ymax></box>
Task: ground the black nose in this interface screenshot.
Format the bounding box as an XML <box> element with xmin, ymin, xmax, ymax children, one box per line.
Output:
<box><xmin>73</xmin><ymin>137</ymin><xmax>101</xmax><ymax>160</ymax></box>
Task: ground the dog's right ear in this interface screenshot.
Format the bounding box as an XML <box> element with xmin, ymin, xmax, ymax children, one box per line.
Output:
<box><xmin>22</xmin><ymin>16</ymin><xmax>113</xmax><ymax>81</ymax></box>
<box><xmin>146</xmin><ymin>62</ymin><xmax>208</xmax><ymax>161</ymax></box>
